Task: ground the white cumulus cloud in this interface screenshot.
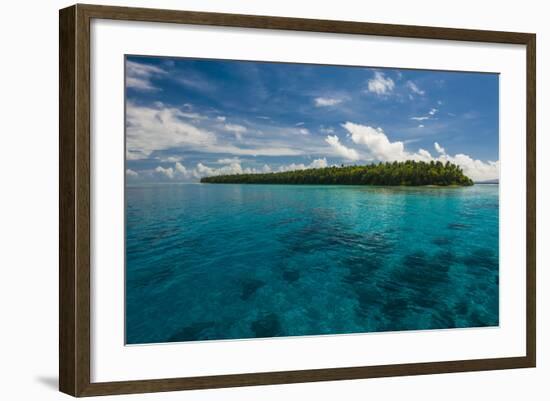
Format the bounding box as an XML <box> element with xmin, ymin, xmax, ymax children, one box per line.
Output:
<box><xmin>366</xmin><ymin>72</ymin><xmax>395</xmax><ymax>95</ymax></box>
<box><xmin>344</xmin><ymin>123</ymin><xmax>408</xmax><ymax>161</ymax></box>
<box><xmin>277</xmin><ymin>158</ymin><xmax>328</xmax><ymax>172</ymax></box>
<box><xmin>447</xmin><ymin>154</ymin><xmax>499</xmax><ymax>182</ymax></box>
<box><xmin>152</xmin><ymin>160</ymin><xmax>271</xmax><ymax>181</ymax></box>
<box><xmin>341</xmin><ymin>122</ymin><xmax>499</xmax><ymax>181</ymax></box>
<box><xmin>325</xmin><ymin>135</ymin><xmax>360</xmax><ymax>161</ymax></box>
<box><xmin>174</xmin><ymin>162</ymin><xmax>189</xmax><ymax>176</ymax></box>
<box><xmin>150</xmin><ymin>157</ymin><xmax>331</xmax><ymax>182</ymax></box>
<box><xmin>309</xmin><ymin>158</ymin><xmax>328</xmax><ymax>169</ymax></box>
<box><xmin>155</xmin><ymin>165</ymin><xmax>175</xmax><ymax>179</ymax></box>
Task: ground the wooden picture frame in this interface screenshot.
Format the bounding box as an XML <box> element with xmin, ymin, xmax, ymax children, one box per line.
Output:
<box><xmin>59</xmin><ymin>3</ymin><xmax>536</xmax><ymax>397</ymax></box>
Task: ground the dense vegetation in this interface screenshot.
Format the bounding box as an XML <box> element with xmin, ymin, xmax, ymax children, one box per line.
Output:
<box><xmin>200</xmin><ymin>160</ymin><xmax>474</xmax><ymax>186</ymax></box>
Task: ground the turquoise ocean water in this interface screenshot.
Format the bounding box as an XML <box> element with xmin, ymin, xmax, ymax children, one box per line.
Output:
<box><xmin>126</xmin><ymin>184</ymin><xmax>499</xmax><ymax>344</ymax></box>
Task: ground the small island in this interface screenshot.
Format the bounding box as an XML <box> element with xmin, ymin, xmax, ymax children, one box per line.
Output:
<box><xmin>200</xmin><ymin>160</ymin><xmax>474</xmax><ymax>186</ymax></box>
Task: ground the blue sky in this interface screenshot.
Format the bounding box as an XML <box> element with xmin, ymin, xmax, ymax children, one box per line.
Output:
<box><xmin>125</xmin><ymin>55</ymin><xmax>499</xmax><ymax>182</ymax></box>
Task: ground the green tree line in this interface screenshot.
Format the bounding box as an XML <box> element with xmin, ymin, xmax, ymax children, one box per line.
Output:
<box><xmin>200</xmin><ymin>160</ymin><xmax>474</xmax><ymax>186</ymax></box>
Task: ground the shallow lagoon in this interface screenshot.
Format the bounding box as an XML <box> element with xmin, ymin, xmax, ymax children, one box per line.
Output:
<box><xmin>126</xmin><ymin>183</ymin><xmax>499</xmax><ymax>344</ymax></box>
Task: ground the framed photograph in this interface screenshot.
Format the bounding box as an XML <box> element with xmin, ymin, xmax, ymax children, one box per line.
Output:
<box><xmin>59</xmin><ymin>4</ymin><xmax>536</xmax><ymax>397</ymax></box>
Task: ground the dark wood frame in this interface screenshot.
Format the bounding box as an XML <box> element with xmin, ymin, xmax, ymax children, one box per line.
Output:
<box><xmin>59</xmin><ymin>3</ymin><xmax>536</xmax><ymax>397</ymax></box>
